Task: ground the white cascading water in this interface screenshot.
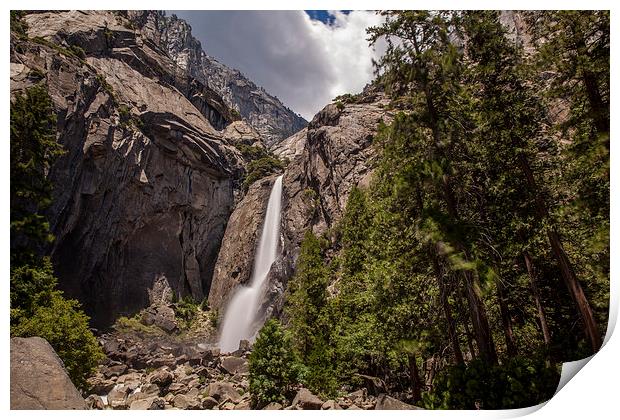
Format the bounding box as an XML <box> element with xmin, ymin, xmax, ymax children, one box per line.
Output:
<box><xmin>219</xmin><ymin>175</ymin><xmax>283</xmax><ymax>352</ymax></box>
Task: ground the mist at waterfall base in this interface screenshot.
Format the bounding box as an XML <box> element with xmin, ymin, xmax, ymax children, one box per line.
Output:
<box><xmin>218</xmin><ymin>175</ymin><xmax>283</xmax><ymax>353</ymax></box>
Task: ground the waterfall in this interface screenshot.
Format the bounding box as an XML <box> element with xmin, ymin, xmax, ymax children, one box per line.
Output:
<box><xmin>219</xmin><ymin>175</ymin><xmax>283</xmax><ymax>352</ymax></box>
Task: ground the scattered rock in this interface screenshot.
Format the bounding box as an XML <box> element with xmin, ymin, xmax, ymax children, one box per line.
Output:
<box><xmin>291</xmin><ymin>388</ymin><xmax>324</xmax><ymax>410</ymax></box>
<box><xmin>101</xmin><ymin>363</ymin><xmax>128</xmax><ymax>378</ymax></box>
<box><xmin>263</xmin><ymin>402</ymin><xmax>283</xmax><ymax>410</ymax></box>
<box><xmin>130</xmin><ymin>396</ymin><xmax>157</xmax><ymax>410</ymax></box>
<box><xmin>85</xmin><ymin>394</ymin><xmax>106</xmax><ymax>410</ymax></box>
<box><xmin>220</xmin><ymin>355</ymin><xmax>249</xmax><ymax>375</ymax></box>
<box><xmin>348</xmin><ymin>404</ymin><xmax>362</xmax><ymax>410</ymax></box>
<box><xmin>148</xmin><ymin>369</ymin><xmax>173</xmax><ymax>387</ymax></box>
<box><xmin>87</xmin><ymin>373</ymin><xmax>117</xmax><ymax>395</ymax></box>
<box><xmin>202</xmin><ymin>396</ymin><xmax>219</xmax><ymax>409</ymax></box>
<box><xmin>10</xmin><ymin>337</ymin><xmax>86</xmax><ymax>409</ymax></box>
<box><xmin>375</xmin><ymin>394</ymin><xmax>421</xmax><ymax>410</ymax></box>
<box><xmin>322</xmin><ymin>400</ymin><xmax>342</xmax><ymax>410</ymax></box>
<box><xmin>207</xmin><ymin>381</ymin><xmax>242</xmax><ymax>403</ymax></box>
<box><xmin>235</xmin><ymin>400</ymin><xmax>251</xmax><ymax>410</ymax></box>
<box><xmin>172</xmin><ymin>394</ymin><xmax>201</xmax><ymax>410</ymax></box>
<box><xmin>149</xmin><ymin>398</ymin><xmax>166</xmax><ymax>410</ymax></box>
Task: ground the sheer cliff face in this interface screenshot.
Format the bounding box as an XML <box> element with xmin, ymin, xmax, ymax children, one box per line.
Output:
<box><xmin>210</xmin><ymin>89</ymin><xmax>393</xmax><ymax>318</ymax></box>
<box><xmin>11</xmin><ymin>11</ymin><xmax>248</xmax><ymax>327</ymax></box>
<box><xmin>127</xmin><ymin>11</ymin><xmax>308</xmax><ymax>147</ymax></box>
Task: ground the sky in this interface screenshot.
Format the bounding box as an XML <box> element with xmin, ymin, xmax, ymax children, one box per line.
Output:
<box><xmin>170</xmin><ymin>10</ymin><xmax>386</xmax><ymax>120</ymax></box>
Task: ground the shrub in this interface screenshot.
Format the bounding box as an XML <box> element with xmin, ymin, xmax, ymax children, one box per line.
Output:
<box><xmin>173</xmin><ymin>296</ymin><xmax>199</xmax><ymax>329</ymax></box>
<box><xmin>242</xmin><ymin>156</ymin><xmax>284</xmax><ymax>191</ymax></box>
<box><xmin>12</xmin><ymin>291</ymin><xmax>105</xmax><ymax>390</ymax></box>
<box><xmin>249</xmin><ymin>319</ymin><xmax>299</xmax><ymax>407</ymax></box>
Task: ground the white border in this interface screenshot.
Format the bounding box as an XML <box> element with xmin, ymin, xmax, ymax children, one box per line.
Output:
<box><xmin>2</xmin><ymin>2</ymin><xmax>617</xmax><ymax>419</ymax></box>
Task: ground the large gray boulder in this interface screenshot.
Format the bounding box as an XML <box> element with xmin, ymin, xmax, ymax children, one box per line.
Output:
<box><xmin>10</xmin><ymin>337</ymin><xmax>86</xmax><ymax>410</ymax></box>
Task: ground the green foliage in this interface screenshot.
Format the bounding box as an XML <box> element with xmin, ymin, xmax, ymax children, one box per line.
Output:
<box><xmin>173</xmin><ymin>296</ymin><xmax>200</xmax><ymax>329</ymax></box>
<box><xmin>249</xmin><ymin>319</ymin><xmax>299</xmax><ymax>406</ymax></box>
<box><xmin>236</xmin><ymin>144</ymin><xmax>269</xmax><ymax>161</ymax></box>
<box><xmin>242</xmin><ymin>156</ymin><xmax>285</xmax><ymax>191</ymax></box>
<box><xmin>279</xmin><ymin>10</ymin><xmax>607</xmax><ymax>409</ymax></box>
<box><xmin>424</xmin><ymin>357</ymin><xmax>560</xmax><ymax>409</ymax></box>
<box><xmin>11</xmin><ymin>84</ymin><xmax>63</xmax><ymax>266</ymax></box>
<box><xmin>12</xmin><ymin>291</ymin><xmax>105</xmax><ymax>390</ymax></box>
<box><xmin>335</xmin><ymin>101</ymin><xmax>345</xmax><ymax>111</ymax></box>
<box><xmin>10</xmin><ymin>258</ymin><xmax>57</xmax><ymax>324</ymax></box>
<box><xmin>10</xmin><ymin>11</ymin><xmax>28</xmax><ymax>38</ymax></box>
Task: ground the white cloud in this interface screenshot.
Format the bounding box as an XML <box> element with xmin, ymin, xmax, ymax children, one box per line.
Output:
<box><xmin>172</xmin><ymin>11</ymin><xmax>385</xmax><ymax>120</ymax></box>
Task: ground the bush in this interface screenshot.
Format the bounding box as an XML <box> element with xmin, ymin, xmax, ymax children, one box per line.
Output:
<box><xmin>249</xmin><ymin>319</ymin><xmax>299</xmax><ymax>407</ymax></box>
<box><xmin>10</xmin><ymin>258</ymin><xmax>58</xmax><ymax>324</ymax></box>
<box><xmin>423</xmin><ymin>356</ymin><xmax>560</xmax><ymax>409</ymax></box>
<box><xmin>12</xmin><ymin>291</ymin><xmax>105</xmax><ymax>390</ymax></box>
<box><xmin>173</xmin><ymin>296</ymin><xmax>199</xmax><ymax>329</ymax></box>
<box><xmin>242</xmin><ymin>156</ymin><xmax>284</xmax><ymax>191</ymax></box>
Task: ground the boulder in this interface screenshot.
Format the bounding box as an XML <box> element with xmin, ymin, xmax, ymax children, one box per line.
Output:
<box><xmin>263</xmin><ymin>402</ymin><xmax>283</xmax><ymax>410</ymax></box>
<box><xmin>101</xmin><ymin>363</ymin><xmax>128</xmax><ymax>378</ymax></box>
<box><xmin>148</xmin><ymin>369</ymin><xmax>174</xmax><ymax>387</ymax></box>
<box><xmin>108</xmin><ymin>385</ymin><xmax>131</xmax><ymax>409</ymax></box>
<box><xmin>348</xmin><ymin>404</ymin><xmax>362</xmax><ymax>410</ymax></box>
<box><xmin>129</xmin><ymin>396</ymin><xmax>157</xmax><ymax>410</ymax></box>
<box><xmin>356</xmin><ymin>374</ymin><xmax>387</xmax><ymax>396</ymax></box>
<box><xmin>220</xmin><ymin>356</ymin><xmax>249</xmax><ymax>375</ymax></box>
<box><xmin>202</xmin><ymin>396</ymin><xmax>219</xmax><ymax>409</ymax></box>
<box><xmin>375</xmin><ymin>394</ymin><xmax>421</xmax><ymax>410</ymax></box>
<box><xmin>291</xmin><ymin>388</ymin><xmax>324</xmax><ymax>410</ymax></box>
<box><xmin>321</xmin><ymin>400</ymin><xmax>342</xmax><ymax>410</ymax></box>
<box><xmin>10</xmin><ymin>337</ymin><xmax>86</xmax><ymax>409</ymax></box>
<box><xmin>207</xmin><ymin>381</ymin><xmax>242</xmax><ymax>403</ymax></box>
<box><xmin>234</xmin><ymin>400</ymin><xmax>252</xmax><ymax>410</ymax></box>
<box><xmin>172</xmin><ymin>394</ymin><xmax>201</xmax><ymax>409</ymax></box>
<box><xmin>85</xmin><ymin>394</ymin><xmax>106</xmax><ymax>410</ymax></box>
<box><xmin>149</xmin><ymin>398</ymin><xmax>166</xmax><ymax>410</ymax></box>
<box><xmin>86</xmin><ymin>373</ymin><xmax>116</xmax><ymax>395</ymax></box>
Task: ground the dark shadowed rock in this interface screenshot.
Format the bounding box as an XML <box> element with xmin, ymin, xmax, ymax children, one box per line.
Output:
<box><xmin>356</xmin><ymin>374</ymin><xmax>387</xmax><ymax>396</ymax></box>
<box><xmin>10</xmin><ymin>337</ymin><xmax>86</xmax><ymax>410</ymax></box>
<box><xmin>13</xmin><ymin>11</ymin><xmax>243</xmax><ymax>328</ymax></box>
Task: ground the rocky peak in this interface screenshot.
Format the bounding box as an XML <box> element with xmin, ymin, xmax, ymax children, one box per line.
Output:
<box><xmin>126</xmin><ymin>11</ymin><xmax>308</xmax><ymax>147</ymax></box>
<box><xmin>11</xmin><ymin>10</ymin><xmax>244</xmax><ymax>327</ymax></box>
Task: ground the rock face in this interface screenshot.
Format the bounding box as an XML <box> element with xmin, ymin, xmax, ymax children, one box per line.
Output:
<box><xmin>265</xmin><ymin>90</ymin><xmax>392</xmax><ymax>316</ymax></box>
<box><xmin>10</xmin><ymin>337</ymin><xmax>86</xmax><ymax>410</ymax></box>
<box><xmin>11</xmin><ymin>11</ymin><xmax>248</xmax><ymax>327</ymax></box>
<box><xmin>126</xmin><ymin>11</ymin><xmax>307</xmax><ymax>146</ymax></box>
<box><xmin>270</xmin><ymin>127</ymin><xmax>307</xmax><ymax>161</ymax></box>
<box><xmin>208</xmin><ymin>175</ymin><xmax>278</xmax><ymax>310</ymax></box>
<box><xmin>209</xmin><ymin>88</ymin><xmax>391</xmax><ymax>320</ymax></box>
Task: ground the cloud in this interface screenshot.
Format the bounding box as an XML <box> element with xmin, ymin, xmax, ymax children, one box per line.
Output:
<box><xmin>171</xmin><ymin>11</ymin><xmax>385</xmax><ymax>120</ymax></box>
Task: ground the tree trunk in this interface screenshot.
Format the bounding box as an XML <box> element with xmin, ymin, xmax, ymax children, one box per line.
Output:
<box><xmin>496</xmin><ymin>278</ymin><xmax>518</xmax><ymax>356</ymax></box>
<box><xmin>523</xmin><ymin>251</ymin><xmax>552</xmax><ymax>347</ymax></box>
<box><xmin>431</xmin><ymin>244</ymin><xmax>465</xmax><ymax>365</ymax></box>
<box><xmin>518</xmin><ymin>153</ymin><xmax>601</xmax><ymax>352</ymax></box>
<box><xmin>408</xmin><ymin>354</ymin><xmax>423</xmax><ymax>402</ymax></box>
